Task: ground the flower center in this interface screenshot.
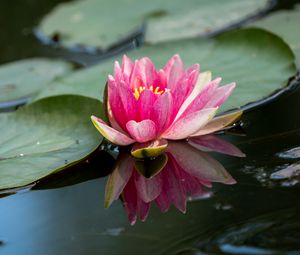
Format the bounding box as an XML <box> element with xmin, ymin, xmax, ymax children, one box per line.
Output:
<box><xmin>133</xmin><ymin>85</ymin><xmax>165</xmax><ymax>100</ymax></box>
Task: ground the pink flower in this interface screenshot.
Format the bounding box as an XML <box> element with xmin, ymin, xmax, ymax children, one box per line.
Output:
<box><xmin>105</xmin><ymin>140</ymin><xmax>239</xmax><ymax>225</ymax></box>
<box><xmin>91</xmin><ymin>54</ymin><xmax>241</xmax><ymax>155</ymax></box>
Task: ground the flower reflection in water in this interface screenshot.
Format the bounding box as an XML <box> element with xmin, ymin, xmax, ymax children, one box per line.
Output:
<box><xmin>105</xmin><ymin>138</ymin><xmax>244</xmax><ymax>225</ymax></box>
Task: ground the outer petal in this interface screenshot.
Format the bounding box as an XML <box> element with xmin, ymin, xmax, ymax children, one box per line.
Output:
<box><xmin>91</xmin><ymin>116</ymin><xmax>135</xmax><ymax>145</ymax></box>
<box><xmin>126</xmin><ymin>119</ymin><xmax>157</xmax><ymax>143</ymax></box>
<box><xmin>167</xmin><ymin>142</ymin><xmax>236</xmax><ymax>184</ymax></box>
<box><xmin>175</xmin><ymin>77</ymin><xmax>220</xmax><ymax>121</ymax></box>
<box><xmin>108</xmin><ymin>77</ymin><xmax>138</xmax><ymax>130</ymax></box>
<box><xmin>205</xmin><ymin>82</ymin><xmax>236</xmax><ymax>108</ymax></box>
<box><xmin>175</xmin><ymin>71</ymin><xmax>212</xmax><ymax>120</ymax></box>
<box><xmin>186</xmin><ymin>64</ymin><xmax>200</xmax><ymax>89</ymax></box>
<box><xmin>191</xmin><ymin>110</ymin><xmax>242</xmax><ymax>137</ymax></box>
<box><xmin>121</xmin><ymin>55</ymin><xmax>134</xmax><ymax>82</ymax></box>
<box><xmin>164</xmin><ymin>54</ymin><xmax>184</xmax><ymax>90</ymax></box>
<box><xmin>104</xmin><ymin>154</ymin><xmax>134</xmax><ymax>208</ymax></box>
<box><xmin>162</xmin><ymin>108</ymin><xmax>218</xmax><ymax>140</ymax></box>
<box><xmin>188</xmin><ymin>135</ymin><xmax>245</xmax><ymax>157</ymax></box>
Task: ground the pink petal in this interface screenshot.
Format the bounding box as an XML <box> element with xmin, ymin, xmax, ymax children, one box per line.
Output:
<box><xmin>175</xmin><ymin>71</ymin><xmax>212</xmax><ymax>120</ymax></box>
<box><xmin>104</xmin><ymin>154</ymin><xmax>134</xmax><ymax>208</ymax></box>
<box><xmin>150</xmin><ymin>90</ymin><xmax>173</xmax><ymax>134</ymax></box>
<box><xmin>162</xmin><ymin>108</ymin><xmax>218</xmax><ymax>140</ymax></box>
<box><xmin>188</xmin><ymin>135</ymin><xmax>245</xmax><ymax>157</ymax></box>
<box><xmin>121</xmin><ymin>55</ymin><xmax>134</xmax><ymax>81</ymax></box>
<box><xmin>191</xmin><ymin>110</ymin><xmax>242</xmax><ymax>136</ymax></box>
<box><xmin>130</xmin><ymin>57</ymin><xmax>158</xmax><ymax>88</ymax></box>
<box><xmin>167</xmin><ymin>142</ymin><xmax>236</xmax><ymax>184</ymax></box>
<box><xmin>138</xmin><ymin>89</ymin><xmax>157</xmax><ymax>120</ymax></box>
<box><xmin>186</xmin><ymin>64</ymin><xmax>200</xmax><ymax>89</ymax></box>
<box><xmin>91</xmin><ymin>116</ymin><xmax>135</xmax><ymax>145</ymax></box>
<box><xmin>113</xmin><ymin>61</ymin><xmax>123</xmax><ymax>84</ymax></box>
<box><xmin>108</xmin><ymin>78</ymin><xmax>138</xmax><ymax>130</ymax></box>
<box><xmin>205</xmin><ymin>83</ymin><xmax>236</xmax><ymax>108</ymax></box>
<box><xmin>107</xmin><ymin>98</ymin><xmax>125</xmax><ymax>133</ymax></box>
<box><xmin>157</xmin><ymin>69</ymin><xmax>167</xmax><ymax>88</ymax></box>
<box><xmin>126</xmin><ymin>119</ymin><xmax>157</xmax><ymax>143</ymax></box>
<box><xmin>164</xmin><ymin>54</ymin><xmax>184</xmax><ymax>90</ymax></box>
<box><xmin>175</xmin><ymin>77</ymin><xmax>220</xmax><ymax>121</ymax></box>
<box><xmin>135</xmin><ymin>174</ymin><xmax>162</xmax><ymax>203</ymax></box>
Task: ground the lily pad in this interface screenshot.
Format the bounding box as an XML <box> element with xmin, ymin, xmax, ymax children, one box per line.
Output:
<box><xmin>145</xmin><ymin>0</ymin><xmax>271</xmax><ymax>44</ymax></box>
<box><xmin>250</xmin><ymin>8</ymin><xmax>300</xmax><ymax>67</ymax></box>
<box><xmin>35</xmin><ymin>28</ymin><xmax>296</xmax><ymax>112</ymax></box>
<box><xmin>37</xmin><ymin>0</ymin><xmax>271</xmax><ymax>50</ymax></box>
<box><xmin>0</xmin><ymin>95</ymin><xmax>104</xmax><ymax>190</ymax></box>
<box><xmin>0</xmin><ymin>58</ymin><xmax>73</xmax><ymax>108</ymax></box>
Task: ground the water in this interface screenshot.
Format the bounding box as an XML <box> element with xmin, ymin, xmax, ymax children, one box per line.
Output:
<box><xmin>1</xmin><ymin>0</ymin><xmax>300</xmax><ymax>254</ymax></box>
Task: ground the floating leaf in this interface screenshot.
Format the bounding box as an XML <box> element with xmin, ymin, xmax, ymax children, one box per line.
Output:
<box><xmin>0</xmin><ymin>95</ymin><xmax>104</xmax><ymax>190</ymax></box>
<box><xmin>37</xmin><ymin>0</ymin><xmax>271</xmax><ymax>50</ymax></box>
<box><xmin>145</xmin><ymin>0</ymin><xmax>271</xmax><ymax>44</ymax></box>
<box><xmin>250</xmin><ymin>8</ymin><xmax>300</xmax><ymax>67</ymax></box>
<box><xmin>0</xmin><ymin>58</ymin><xmax>73</xmax><ymax>108</ymax></box>
<box><xmin>35</xmin><ymin>28</ymin><xmax>296</xmax><ymax>113</ymax></box>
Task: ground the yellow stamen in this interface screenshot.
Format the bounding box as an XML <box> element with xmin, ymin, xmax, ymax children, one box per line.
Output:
<box><xmin>133</xmin><ymin>85</ymin><xmax>166</xmax><ymax>100</ymax></box>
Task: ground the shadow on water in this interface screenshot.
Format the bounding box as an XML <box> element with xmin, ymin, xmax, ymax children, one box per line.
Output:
<box><xmin>1</xmin><ymin>0</ymin><xmax>300</xmax><ymax>254</ymax></box>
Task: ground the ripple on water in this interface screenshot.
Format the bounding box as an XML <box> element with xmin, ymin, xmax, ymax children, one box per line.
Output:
<box><xmin>196</xmin><ymin>207</ymin><xmax>300</xmax><ymax>254</ymax></box>
<box><xmin>276</xmin><ymin>147</ymin><xmax>300</xmax><ymax>159</ymax></box>
<box><xmin>240</xmin><ymin>164</ymin><xmax>300</xmax><ymax>188</ymax></box>
<box><xmin>102</xmin><ymin>227</ymin><xmax>125</xmax><ymax>237</ymax></box>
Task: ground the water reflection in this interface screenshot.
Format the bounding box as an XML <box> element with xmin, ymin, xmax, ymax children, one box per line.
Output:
<box><xmin>106</xmin><ymin>139</ymin><xmax>244</xmax><ymax>225</ymax></box>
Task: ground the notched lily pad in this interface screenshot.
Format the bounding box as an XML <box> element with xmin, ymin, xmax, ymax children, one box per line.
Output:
<box><xmin>0</xmin><ymin>58</ymin><xmax>73</xmax><ymax>109</ymax></box>
<box><xmin>0</xmin><ymin>95</ymin><xmax>104</xmax><ymax>190</ymax></box>
<box><xmin>37</xmin><ymin>0</ymin><xmax>272</xmax><ymax>51</ymax></box>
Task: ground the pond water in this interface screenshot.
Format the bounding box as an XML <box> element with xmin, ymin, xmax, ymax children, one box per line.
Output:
<box><xmin>1</xmin><ymin>0</ymin><xmax>300</xmax><ymax>254</ymax></box>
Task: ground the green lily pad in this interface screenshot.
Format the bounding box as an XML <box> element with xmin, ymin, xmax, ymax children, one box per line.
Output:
<box><xmin>0</xmin><ymin>58</ymin><xmax>73</xmax><ymax>107</ymax></box>
<box><xmin>145</xmin><ymin>0</ymin><xmax>270</xmax><ymax>44</ymax></box>
<box><xmin>0</xmin><ymin>95</ymin><xmax>104</xmax><ymax>190</ymax></box>
<box><xmin>250</xmin><ymin>8</ymin><xmax>300</xmax><ymax>67</ymax></box>
<box><xmin>35</xmin><ymin>28</ymin><xmax>296</xmax><ymax>112</ymax></box>
<box><xmin>34</xmin><ymin>62</ymin><xmax>111</xmax><ymax>103</ymax></box>
<box><xmin>38</xmin><ymin>0</ymin><xmax>270</xmax><ymax>50</ymax></box>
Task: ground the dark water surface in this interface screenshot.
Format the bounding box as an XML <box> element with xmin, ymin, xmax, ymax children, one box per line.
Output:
<box><xmin>1</xmin><ymin>0</ymin><xmax>300</xmax><ymax>254</ymax></box>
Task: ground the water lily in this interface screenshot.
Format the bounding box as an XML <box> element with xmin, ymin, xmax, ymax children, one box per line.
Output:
<box><xmin>91</xmin><ymin>54</ymin><xmax>241</xmax><ymax>156</ymax></box>
<box><xmin>105</xmin><ymin>141</ymin><xmax>238</xmax><ymax>225</ymax></box>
